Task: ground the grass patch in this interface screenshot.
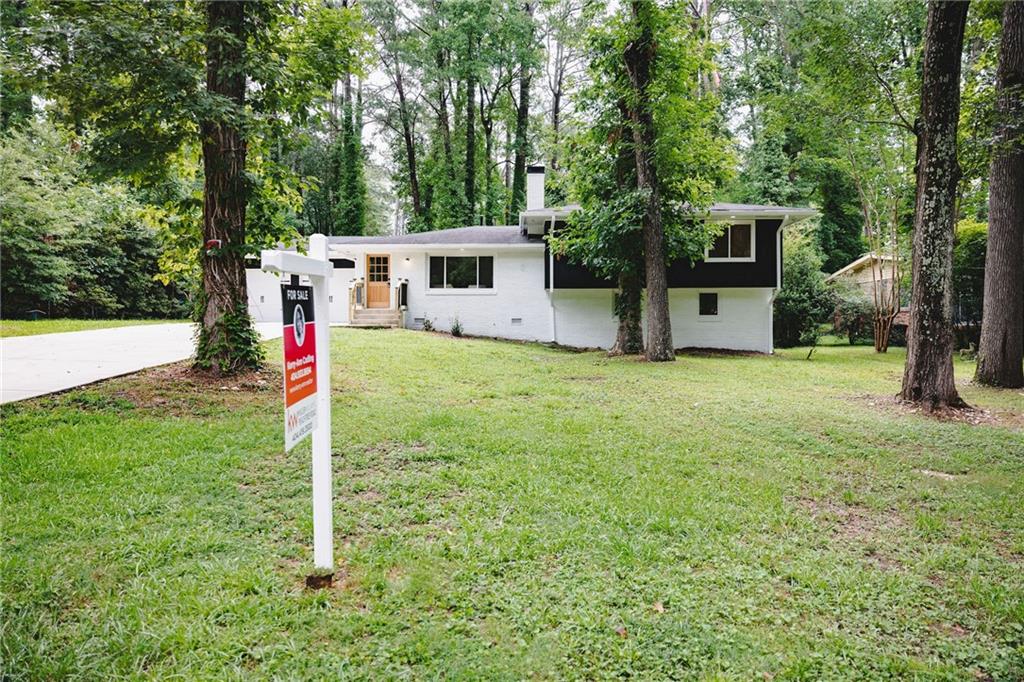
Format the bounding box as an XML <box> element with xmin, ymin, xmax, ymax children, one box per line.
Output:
<box><xmin>0</xmin><ymin>318</ymin><xmax>181</xmax><ymax>338</ymax></box>
<box><xmin>3</xmin><ymin>329</ymin><xmax>1022</xmax><ymax>679</ymax></box>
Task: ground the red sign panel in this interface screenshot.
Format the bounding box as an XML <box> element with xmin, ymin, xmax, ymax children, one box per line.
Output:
<box><xmin>282</xmin><ymin>284</ymin><xmax>317</xmax><ymax>450</ymax></box>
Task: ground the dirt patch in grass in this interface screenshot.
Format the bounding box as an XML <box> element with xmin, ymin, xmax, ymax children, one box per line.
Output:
<box><xmin>851</xmin><ymin>394</ymin><xmax>1021</xmax><ymax>429</ymax></box>
<box><xmin>930</xmin><ymin>621</ymin><xmax>971</xmax><ymax>639</ymax></box>
<box><xmin>918</xmin><ymin>469</ymin><xmax>961</xmax><ymax>481</ymax></box>
<box><xmin>29</xmin><ymin>360</ymin><xmax>282</xmax><ymax>417</ymax></box>
<box><xmin>794</xmin><ymin>496</ymin><xmax>904</xmax><ymax>543</ymax></box>
<box><xmin>120</xmin><ymin>362</ymin><xmax>279</xmax><ymax>413</ymax></box>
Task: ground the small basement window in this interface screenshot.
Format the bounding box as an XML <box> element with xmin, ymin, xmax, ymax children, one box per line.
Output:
<box><xmin>699</xmin><ymin>293</ymin><xmax>718</xmax><ymax>316</ymax></box>
<box><xmin>706</xmin><ymin>224</ymin><xmax>754</xmax><ymax>262</ymax></box>
<box><xmin>429</xmin><ymin>256</ymin><xmax>494</xmax><ymax>289</ymax></box>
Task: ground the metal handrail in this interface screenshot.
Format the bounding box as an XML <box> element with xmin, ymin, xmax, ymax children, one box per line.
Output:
<box><xmin>348</xmin><ymin>278</ymin><xmax>365</xmax><ymax>321</ymax></box>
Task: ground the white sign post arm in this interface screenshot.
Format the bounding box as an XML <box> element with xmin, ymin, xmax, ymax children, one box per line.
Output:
<box><xmin>309</xmin><ymin>234</ymin><xmax>333</xmax><ymax>571</ymax></box>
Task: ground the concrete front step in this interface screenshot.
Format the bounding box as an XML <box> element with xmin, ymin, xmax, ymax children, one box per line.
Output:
<box><xmin>350</xmin><ymin>309</ymin><xmax>401</xmax><ymax>328</ymax></box>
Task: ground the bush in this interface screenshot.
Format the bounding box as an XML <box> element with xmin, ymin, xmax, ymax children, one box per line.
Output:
<box><xmin>830</xmin><ymin>281</ymin><xmax>874</xmax><ymax>345</ymax></box>
<box><xmin>774</xmin><ymin>231</ymin><xmax>834</xmax><ymax>348</ymax></box>
<box><xmin>0</xmin><ymin>121</ymin><xmax>188</xmax><ymax>319</ymax></box>
<box><xmin>953</xmin><ymin>220</ymin><xmax>986</xmax><ymax>344</ymax></box>
<box><xmin>450</xmin><ymin>317</ymin><xmax>463</xmax><ymax>337</ymax></box>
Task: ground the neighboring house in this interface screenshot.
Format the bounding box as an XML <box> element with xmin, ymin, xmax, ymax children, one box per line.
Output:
<box><xmin>247</xmin><ymin>167</ymin><xmax>816</xmax><ymax>353</ymax></box>
<box><xmin>825</xmin><ymin>253</ymin><xmax>899</xmax><ymax>301</ymax></box>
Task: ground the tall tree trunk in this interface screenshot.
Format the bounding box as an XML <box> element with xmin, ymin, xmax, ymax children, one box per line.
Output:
<box><xmin>481</xmin><ymin>86</ymin><xmax>496</xmax><ymax>226</ymax></box>
<box><xmin>623</xmin><ymin>0</ymin><xmax>673</xmax><ymax>362</ymax></box>
<box><xmin>899</xmin><ymin>0</ymin><xmax>969</xmax><ymax>408</ymax></box>
<box><xmin>550</xmin><ymin>89</ymin><xmax>561</xmax><ymax>171</ymax></box>
<box><xmin>395</xmin><ymin>68</ymin><xmax>422</xmax><ymax>219</ymax></box>
<box><xmin>464</xmin><ymin>35</ymin><xmax>477</xmax><ymax>225</ymax></box>
<box><xmin>196</xmin><ymin>0</ymin><xmax>260</xmax><ymax>374</ymax></box>
<box><xmin>976</xmin><ymin>0</ymin><xmax>1024</xmax><ymax>388</ymax></box>
<box><xmin>510</xmin><ymin>1</ymin><xmax>535</xmax><ymax>215</ymax></box>
<box><xmin>611</xmin><ymin>269</ymin><xmax>644</xmax><ymax>355</ymax></box>
<box><xmin>435</xmin><ymin>50</ymin><xmax>453</xmax><ymax>168</ymax></box>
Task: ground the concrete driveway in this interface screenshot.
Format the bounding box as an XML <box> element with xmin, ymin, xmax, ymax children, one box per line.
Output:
<box><xmin>1</xmin><ymin>322</ymin><xmax>283</xmax><ymax>404</ymax></box>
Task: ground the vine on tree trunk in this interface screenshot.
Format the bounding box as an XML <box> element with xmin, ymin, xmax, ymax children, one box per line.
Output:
<box><xmin>194</xmin><ymin>295</ymin><xmax>265</xmax><ymax>375</ymax></box>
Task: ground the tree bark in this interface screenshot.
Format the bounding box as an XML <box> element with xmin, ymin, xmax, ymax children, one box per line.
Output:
<box><xmin>899</xmin><ymin>0</ymin><xmax>969</xmax><ymax>408</ymax></box>
<box><xmin>611</xmin><ymin>269</ymin><xmax>644</xmax><ymax>355</ymax></box>
<box><xmin>196</xmin><ymin>0</ymin><xmax>259</xmax><ymax>374</ymax></box>
<box><xmin>480</xmin><ymin>83</ymin><xmax>496</xmax><ymax>226</ymax></box>
<box><xmin>435</xmin><ymin>48</ymin><xmax>453</xmax><ymax>168</ymax></box>
<box><xmin>623</xmin><ymin>0</ymin><xmax>673</xmax><ymax>362</ymax></box>
<box><xmin>510</xmin><ymin>1</ymin><xmax>535</xmax><ymax>216</ymax></box>
<box><xmin>976</xmin><ymin>0</ymin><xmax>1024</xmax><ymax>388</ymax></box>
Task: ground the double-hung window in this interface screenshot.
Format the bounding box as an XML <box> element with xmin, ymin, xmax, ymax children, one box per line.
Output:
<box><xmin>429</xmin><ymin>256</ymin><xmax>494</xmax><ymax>289</ymax></box>
<box><xmin>705</xmin><ymin>223</ymin><xmax>755</xmax><ymax>262</ymax></box>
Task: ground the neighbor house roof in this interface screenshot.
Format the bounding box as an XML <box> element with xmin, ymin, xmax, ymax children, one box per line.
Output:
<box><xmin>826</xmin><ymin>253</ymin><xmax>896</xmax><ymax>282</ymax></box>
<box><xmin>327</xmin><ymin>225</ymin><xmax>535</xmax><ymax>248</ymax></box>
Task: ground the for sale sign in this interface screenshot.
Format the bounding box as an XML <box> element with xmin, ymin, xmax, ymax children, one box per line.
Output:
<box><xmin>281</xmin><ymin>283</ymin><xmax>318</xmax><ymax>450</ymax></box>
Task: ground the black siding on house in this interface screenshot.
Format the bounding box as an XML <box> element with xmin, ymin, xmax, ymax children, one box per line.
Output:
<box><xmin>545</xmin><ymin>218</ymin><xmax>783</xmax><ymax>289</ymax></box>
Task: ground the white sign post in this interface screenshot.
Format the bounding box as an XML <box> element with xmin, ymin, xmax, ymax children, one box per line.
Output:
<box><xmin>261</xmin><ymin>234</ymin><xmax>334</xmax><ymax>571</ymax></box>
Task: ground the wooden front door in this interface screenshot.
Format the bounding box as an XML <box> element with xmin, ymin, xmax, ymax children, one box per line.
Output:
<box><xmin>366</xmin><ymin>254</ymin><xmax>391</xmax><ymax>308</ymax></box>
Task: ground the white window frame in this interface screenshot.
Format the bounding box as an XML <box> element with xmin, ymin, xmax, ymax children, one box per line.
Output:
<box><xmin>425</xmin><ymin>254</ymin><xmax>497</xmax><ymax>295</ymax></box>
<box><xmin>704</xmin><ymin>223</ymin><xmax>756</xmax><ymax>263</ymax></box>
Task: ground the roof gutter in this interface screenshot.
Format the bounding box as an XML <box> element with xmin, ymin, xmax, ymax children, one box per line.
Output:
<box><xmin>328</xmin><ymin>242</ymin><xmax>544</xmax><ymax>254</ymax></box>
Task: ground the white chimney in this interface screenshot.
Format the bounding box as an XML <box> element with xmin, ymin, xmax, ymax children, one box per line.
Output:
<box><xmin>526</xmin><ymin>165</ymin><xmax>545</xmax><ymax>211</ymax></box>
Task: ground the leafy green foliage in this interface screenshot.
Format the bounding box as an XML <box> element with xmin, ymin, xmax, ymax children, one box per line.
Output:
<box><xmin>0</xmin><ymin>122</ymin><xmax>186</xmax><ymax>318</ymax></box>
<box><xmin>721</xmin><ymin>0</ymin><xmax>922</xmax><ymax>268</ymax></box>
<box><xmin>554</xmin><ymin>2</ymin><xmax>733</xmax><ymax>304</ymax></box>
<box><xmin>365</xmin><ymin>0</ymin><xmax>540</xmax><ymax>232</ymax></box>
<box><xmin>0</xmin><ymin>0</ymin><xmax>35</xmax><ymax>131</ymax></box>
<box><xmin>830</xmin><ymin>281</ymin><xmax>875</xmax><ymax>345</ymax></box>
<box><xmin>193</xmin><ymin>301</ymin><xmax>266</xmax><ymax>374</ymax></box>
<box><xmin>15</xmin><ymin>0</ymin><xmax>367</xmax><ymax>267</ymax></box>
<box><xmin>958</xmin><ymin>1</ymin><xmax>1006</xmax><ymax>221</ymax></box>
<box><xmin>953</xmin><ymin>220</ymin><xmax>987</xmax><ymax>334</ymax></box>
<box><xmin>814</xmin><ymin>162</ymin><xmax>867</xmax><ymax>274</ymax></box>
<box><xmin>774</xmin><ymin>230</ymin><xmax>834</xmax><ymax>348</ymax></box>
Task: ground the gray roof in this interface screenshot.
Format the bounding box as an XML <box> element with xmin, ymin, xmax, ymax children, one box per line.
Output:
<box><xmin>327</xmin><ymin>202</ymin><xmax>817</xmax><ymax>248</ymax></box>
<box><xmin>328</xmin><ymin>225</ymin><xmax>531</xmax><ymax>246</ymax></box>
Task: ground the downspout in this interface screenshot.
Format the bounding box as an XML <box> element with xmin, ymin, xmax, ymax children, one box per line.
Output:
<box><xmin>767</xmin><ymin>213</ymin><xmax>791</xmax><ymax>354</ymax></box>
<box><xmin>548</xmin><ymin>212</ymin><xmax>557</xmax><ymax>343</ymax></box>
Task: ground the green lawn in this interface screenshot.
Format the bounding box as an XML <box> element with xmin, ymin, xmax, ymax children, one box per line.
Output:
<box><xmin>2</xmin><ymin>330</ymin><xmax>1022</xmax><ymax>680</ymax></box>
<box><xmin>0</xmin><ymin>318</ymin><xmax>182</xmax><ymax>338</ymax></box>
